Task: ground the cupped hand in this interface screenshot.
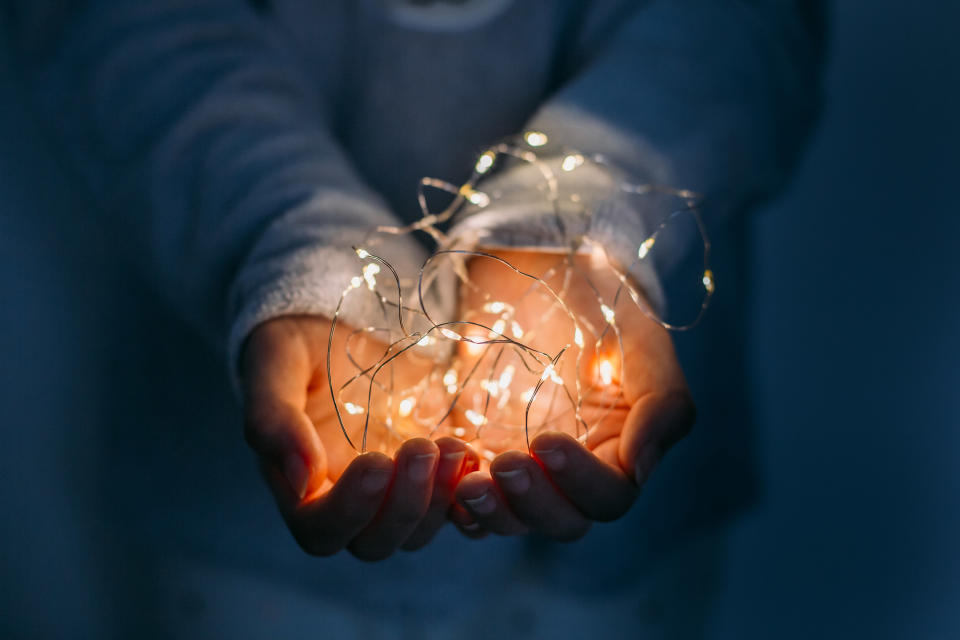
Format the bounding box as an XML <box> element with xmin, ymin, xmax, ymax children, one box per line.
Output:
<box><xmin>240</xmin><ymin>315</ymin><xmax>478</xmax><ymax>560</ymax></box>
<box><xmin>449</xmin><ymin>249</ymin><xmax>696</xmax><ymax>541</ymax></box>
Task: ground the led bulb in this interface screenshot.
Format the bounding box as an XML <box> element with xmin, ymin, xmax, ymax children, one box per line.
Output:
<box><xmin>441</xmin><ymin>328</ymin><xmax>463</xmax><ymax>341</ymax></box>
<box><xmin>498</xmin><ymin>365</ymin><xmax>515</xmax><ymax>390</ymax></box>
<box><xmin>574</xmin><ymin>327</ymin><xmax>585</xmax><ymax>348</ymax></box>
<box><xmin>465</xmin><ymin>409</ymin><xmax>487</xmax><ymax>426</ymax></box>
<box><xmin>398</xmin><ymin>397</ymin><xmax>415</xmax><ymax>418</ymax></box>
<box><xmin>475</xmin><ymin>150</ymin><xmax>496</xmax><ymax>174</ymax></box>
<box><xmin>638</xmin><ymin>237</ymin><xmax>655</xmax><ymax>259</ymax></box>
<box><xmin>702</xmin><ymin>269</ymin><xmax>715</xmax><ymax>294</ymax></box>
<box><xmin>598</xmin><ymin>360</ymin><xmax>614</xmax><ymax>386</ymax></box>
<box><xmin>561</xmin><ymin>154</ymin><xmax>584</xmax><ymax>172</ymax></box>
<box><xmin>601</xmin><ymin>304</ymin><xmax>616</xmax><ymax>324</ymax></box>
<box><xmin>523</xmin><ymin>131</ymin><xmax>548</xmax><ymax>147</ymax></box>
<box><xmin>443</xmin><ymin>368</ymin><xmax>458</xmax><ymax>387</ymax></box>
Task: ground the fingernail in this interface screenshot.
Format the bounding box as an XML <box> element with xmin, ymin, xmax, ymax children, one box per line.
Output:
<box><xmin>462</xmin><ymin>491</ymin><xmax>496</xmax><ymax>515</ymax></box>
<box><xmin>408</xmin><ymin>452</ymin><xmax>438</xmax><ymax>483</ymax></box>
<box><xmin>534</xmin><ymin>447</ymin><xmax>567</xmax><ymax>471</ymax></box>
<box><xmin>284</xmin><ymin>454</ymin><xmax>310</xmax><ymax>500</ymax></box>
<box><xmin>634</xmin><ymin>445</ymin><xmax>662</xmax><ymax>486</ymax></box>
<box><xmin>442</xmin><ymin>450</ymin><xmax>466</xmax><ymax>470</ymax></box>
<box><xmin>494</xmin><ymin>467</ymin><xmax>531</xmax><ymax>494</ymax></box>
<box><xmin>360</xmin><ymin>468</ymin><xmax>392</xmax><ymax>495</ymax></box>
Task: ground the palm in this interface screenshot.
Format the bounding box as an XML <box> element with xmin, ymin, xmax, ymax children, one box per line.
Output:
<box><xmin>448</xmin><ymin>249</ymin><xmax>660</xmax><ymax>464</ymax></box>
<box><xmin>446</xmin><ymin>249</ymin><xmax>694</xmax><ymax>540</ymax></box>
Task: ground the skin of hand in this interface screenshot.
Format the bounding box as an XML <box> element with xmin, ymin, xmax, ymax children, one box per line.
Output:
<box><xmin>240</xmin><ymin>314</ymin><xmax>479</xmax><ymax>560</ymax></box>
<box><xmin>449</xmin><ymin>249</ymin><xmax>696</xmax><ymax>541</ymax></box>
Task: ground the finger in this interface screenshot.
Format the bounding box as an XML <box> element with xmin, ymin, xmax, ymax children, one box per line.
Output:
<box><xmin>401</xmin><ymin>438</ymin><xmax>479</xmax><ymax>551</ymax></box>
<box><xmin>348</xmin><ymin>439</ymin><xmax>439</xmax><ymax>561</ymax></box>
<box><xmin>490</xmin><ymin>451</ymin><xmax>591</xmax><ymax>541</ymax></box>
<box><xmin>618</xmin><ymin>390</ymin><xmax>696</xmax><ymax>487</ymax></box>
<box><xmin>530</xmin><ymin>431</ymin><xmax>637</xmax><ymax>521</ymax></box>
<box><xmin>448</xmin><ymin>503</ymin><xmax>489</xmax><ymax>539</ymax></box>
<box><xmin>616</xmin><ymin>310</ymin><xmax>695</xmax><ymax>487</ymax></box>
<box><xmin>264</xmin><ymin>451</ymin><xmax>394</xmax><ymax>556</ymax></box>
<box><xmin>454</xmin><ymin>471</ymin><xmax>529</xmax><ymax>536</ymax></box>
<box><xmin>619</xmin><ymin>305</ymin><xmax>689</xmax><ymax>403</ymax></box>
<box><xmin>241</xmin><ymin>319</ymin><xmax>326</xmax><ymax>499</ymax></box>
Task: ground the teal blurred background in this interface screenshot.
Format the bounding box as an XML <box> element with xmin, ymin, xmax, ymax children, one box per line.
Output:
<box><xmin>1</xmin><ymin>2</ymin><xmax>957</xmax><ymax>637</ymax></box>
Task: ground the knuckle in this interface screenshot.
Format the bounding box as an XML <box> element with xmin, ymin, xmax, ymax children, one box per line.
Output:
<box><xmin>348</xmin><ymin>542</ymin><xmax>394</xmax><ymax>562</ymax></box>
<box><xmin>490</xmin><ymin>451</ymin><xmax>530</xmax><ymax>472</ymax></box>
<box><xmin>394</xmin><ymin>504</ymin><xmax>427</xmax><ymax>528</ymax></box>
<box><xmin>589</xmin><ymin>500</ymin><xmax>632</xmax><ymax>523</ymax></box>
<box><xmin>290</xmin><ymin>530</ymin><xmax>339</xmax><ymax>557</ymax></box>
<box><xmin>400</xmin><ymin>530</ymin><xmax>434</xmax><ymax>551</ymax></box>
<box><xmin>550</xmin><ymin>521</ymin><xmax>591</xmax><ymax>543</ymax></box>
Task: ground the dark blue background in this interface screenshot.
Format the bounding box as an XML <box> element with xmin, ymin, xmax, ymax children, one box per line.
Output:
<box><xmin>1</xmin><ymin>2</ymin><xmax>957</xmax><ymax>637</ymax></box>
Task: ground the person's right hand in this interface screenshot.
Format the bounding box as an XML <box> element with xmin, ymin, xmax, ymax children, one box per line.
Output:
<box><xmin>240</xmin><ymin>315</ymin><xmax>478</xmax><ymax>560</ymax></box>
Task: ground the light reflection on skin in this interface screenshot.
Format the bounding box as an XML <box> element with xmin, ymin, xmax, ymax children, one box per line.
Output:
<box><xmin>323</xmin><ymin>135</ymin><xmax>712</xmax><ymax>460</ymax></box>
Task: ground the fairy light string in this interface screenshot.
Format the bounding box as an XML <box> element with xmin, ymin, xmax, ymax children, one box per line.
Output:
<box><xmin>326</xmin><ymin>132</ymin><xmax>715</xmax><ymax>460</ymax></box>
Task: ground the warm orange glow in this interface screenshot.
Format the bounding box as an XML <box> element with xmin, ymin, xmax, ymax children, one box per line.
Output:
<box><xmin>594</xmin><ymin>353</ymin><xmax>621</xmax><ymax>387</ymax></box>
<box><xmin>598</xmin><ymin>360</ymin><xmax>614</xmax><ymax>386</ymax></box>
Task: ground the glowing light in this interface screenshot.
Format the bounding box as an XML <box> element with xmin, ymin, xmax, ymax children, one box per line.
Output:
<box><xmin>638</xmin><ymin>237</ymin><xmax>655</xmax><ymax>260</ymax></box>
<box><xmin>467</xmin><ymin>190</ymin><xmax>490</xmax><ymax>207</ymax></box>
<box><xmin>523</xmin><ymin>130</ymin><xmax>548</xmax><ymax>147</ymax></box>
<box><xmin>539</xmin><ymin>364</ymin><xmax>563</xmax><ymax>385</ymax></box>
<box><xmin>702</xmin><ymin>269</ymin><xmax>715</xmax><ymax>294</ymax></box>
<box><xmin>465</xmin><ymin>341</ymin><xmax>486</xmax><ymax>356</ymax></box>
<box><xmin>598</xmin><ymin>359</ymin><xmax>614</xmax><ymax>386</ymax></box>
<box><xmin>441</xmin><ymin>328</ymin><xmax>463</xmax><ymax>341</ymax></box>
<box><xmin>475</xmin><ymin>150</ymin><xmax>496</xmax><ymax>174</ymax></box>
<box><xmin>497</xmin><ymin>365</ymin><xmax>515</xmax><ymax>390</ymax></box>
<box><xmin>483</xmin><ymin>301</ymin><xmax>507</xmax><ymax>314</ymax></box>
<box><xmin>574</xmin><ymin>326</ymin><xmax>585</xmax><ymax>348</ymax></box>
<box><xmin>398</xmin><ymin>397</ymin><xmax>415</xmax><ymax>418</ymax></box>
<box><xmin>460</xmin><ymin>183</ymin><xmax>491</xmax><ymax>207</ymax></box>
<box><xmin>363</xmin><ymin>263</ymin><xmax>380</xmax><ymax>289</ymax></box>
<box><xmin>601</xmin><ymin>304</ymin><xmax>616</xmax><ymax>324</ymax></box>
<box><xmin>466</xmin><ymin>409</ymin><xmax>487</xmax><ymax>426</ymax></box>
<box><xmin>325</xmin><ymin>137</ymin><xmax>713</xmax><ymax>458</ymax></box>
<box><xmin>561</xmin><ymin>154</ymin><xmax>584</xmax><ymax>172</ymax></box>
<box><xmin>480</xmin><ymin>379</ymin><xmax>500</xmax><ymax>396</ymax></box>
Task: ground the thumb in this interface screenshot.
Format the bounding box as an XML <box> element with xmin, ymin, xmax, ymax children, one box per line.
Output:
<box><xmin>240</xmin><ymin>318</ymin><xmax>328</xmax><ymax>500</ymax></box>
<box><xmin>618</xmin><ymin>390</ymin><xmax>696</xmax><ymax>487</ymax></box>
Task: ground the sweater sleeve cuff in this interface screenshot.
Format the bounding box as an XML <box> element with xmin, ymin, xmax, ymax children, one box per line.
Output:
<box><xmin>226</xmin><ymin>190</ymin><xmax>431</xmax><ymax>389</ymax></box>
<box><xmin>446</xmin><ymin>153</ymin><xmax>667</xmax><ymax>314</ymax></box>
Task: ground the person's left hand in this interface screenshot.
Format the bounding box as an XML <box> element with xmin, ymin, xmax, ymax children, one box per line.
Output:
<box><xmin>447</xmin><ymin>249</ymin><xmax>696</xmax><ymax>540</ymax></box>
